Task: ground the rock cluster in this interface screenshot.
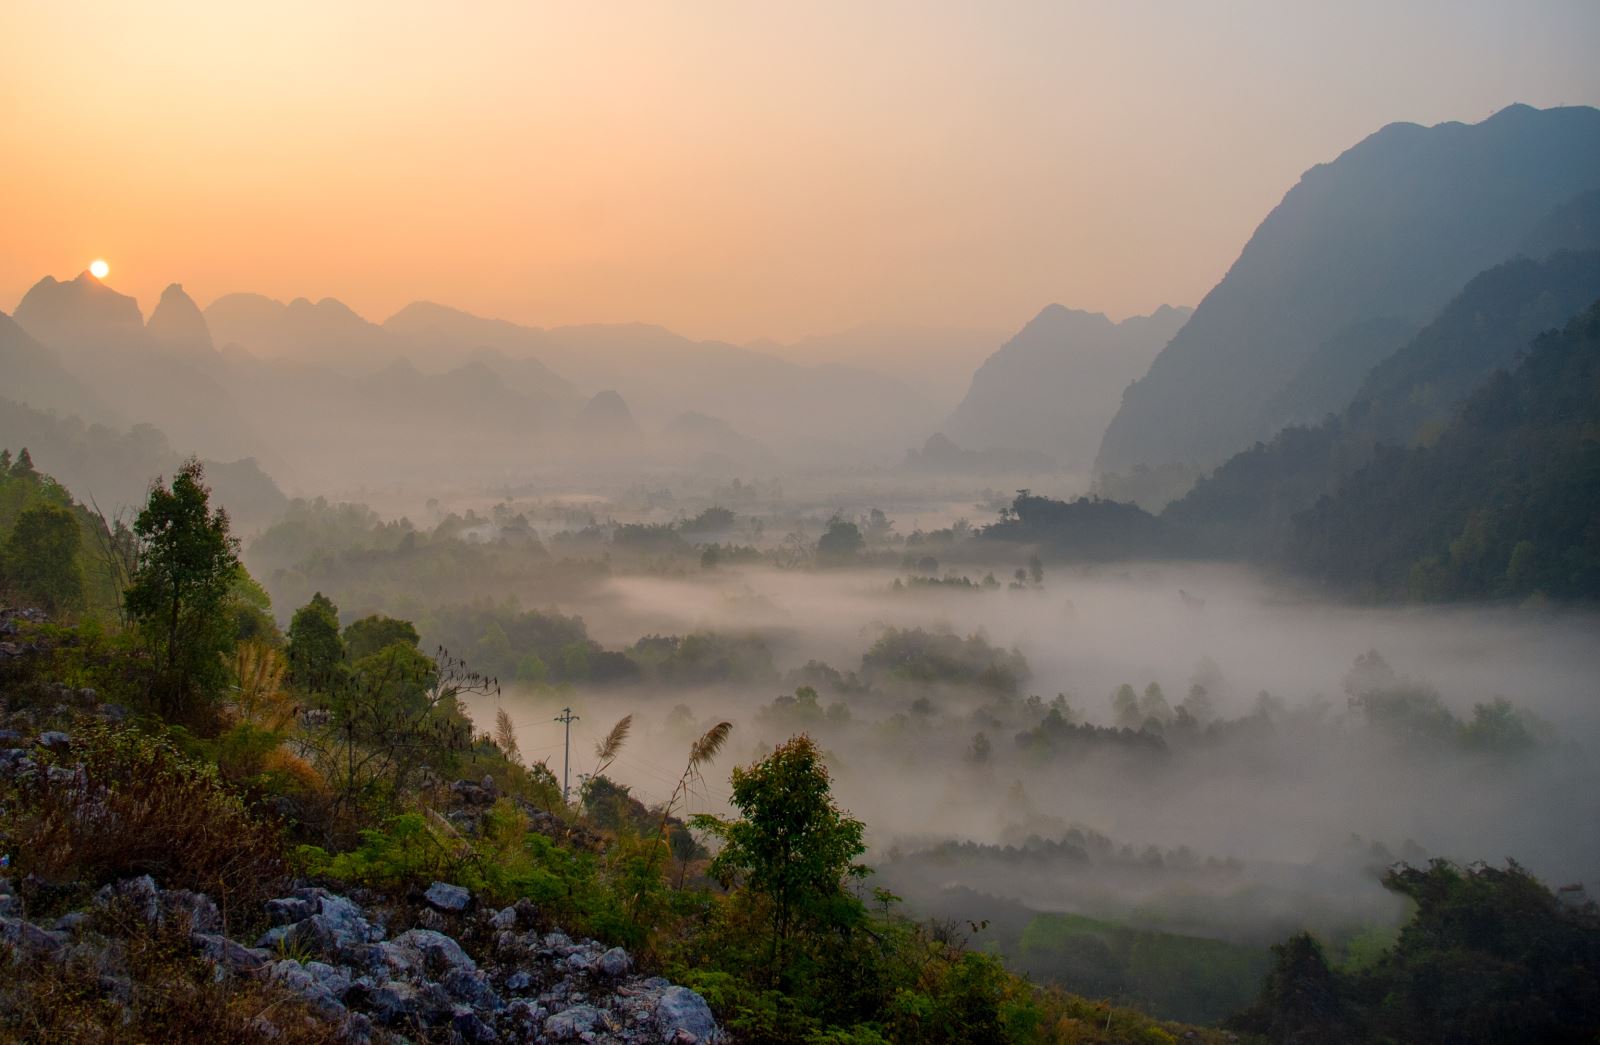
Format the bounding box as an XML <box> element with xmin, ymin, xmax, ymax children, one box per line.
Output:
<box><xmin>0</xmin><ymin>873</ymin><xmax>721</xmax><ymax>1043</ymax></box>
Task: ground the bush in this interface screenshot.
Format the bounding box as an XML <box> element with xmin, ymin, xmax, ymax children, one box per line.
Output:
<box><xmin>0</xmin><ymin>723</ymin><xmax>286</xmax><ymax>924</ymax></box>
<box><xmin>296</xmin><ymin>802</ymin><xmax>628</xmax><ymax>938</ymax></box>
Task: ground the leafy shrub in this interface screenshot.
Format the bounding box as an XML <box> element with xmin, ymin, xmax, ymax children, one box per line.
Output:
<box><xmin>296</xmin><ymin>802</ymin><xmax>627</xmax><ymax>937</ymax></box>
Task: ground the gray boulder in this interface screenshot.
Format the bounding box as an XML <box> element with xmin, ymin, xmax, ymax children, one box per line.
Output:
<box><xmin>424</xmin><ymin>881</ymin><xmax>471</xmax><ymax>913</ymax></box>
<box><xmin>264</xmin><ymin>958</ymin><xmax>349</xmax><ymax>1019</ymax></box>
<box><xmin>544</xmin><ymin>1002</ymin><xmax>601</xmax><ymax>1040</ymax></box>
<box><xmin>597</xmin><ymin>945</ymin><xmax>631</xmax><ymax>978</ymax></box>
<box><xmin>94</xmin><ymin>875</ymin><xmax>161</xmax><ymax>923</ymax></box>
<box><xmin>193</xmin><ymin>932</ymin><xmax>268</xmax><ymax>973</ymax></box>
<box><xmin>265</xmin><ymin>895</ymin><xmax>316</xmax><ymax>925</ymax></box>
<box><xmin>36</xmin><ymin>730</ymin><xmax>71</xmax><ymax>753</ymax></box>
<box><xmin>452</xmin><ymin>1005</ymin><xmax>500</xmax><ymax>1042</ymax></box>
<box><xmin>0</xmin><ymin>916</ymin><xmax>65</xmax><ymax>958</ymax></box>
<box><xmin>442</xmin><ymin>966</ymin><xmax>500</xmax><ymax>1009</ymax></box>
<box><xmin>365</xmin><ymin>979</ymin><xmax>423</xmax><ymax>1023</ymax></box>
<box><xmin>656</xmin><ymin>985</ymin><xmax>719</xmax><ymax>1043</ymax></box>
<box><xmin>391</xmin><ymin>927</ymin><xmax>476</xmax><ymax>977</ymax></box>
<box><xmin>164</xmin><ymin>889</ymin><xmax>222</xmax><ymax>933</ymax></box>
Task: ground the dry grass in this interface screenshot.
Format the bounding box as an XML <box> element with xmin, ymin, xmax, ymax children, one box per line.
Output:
<box><xmin>1</xmin><ymin>723</ymin><xmax>287</xmax><ymax>925</ymax></box>
<box><xmin>231</xmin><ymin>641</ymin><xmax>298</xmax><ymax>732</ymax></box>
<box><xmin>0</xmin><ymin>903</ymin><xmax>355</xmax><ymax>1045</ymax></box>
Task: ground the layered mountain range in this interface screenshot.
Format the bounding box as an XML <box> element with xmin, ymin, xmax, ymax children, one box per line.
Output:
<box><xmin>2</xmin><ymin>277</ymin><xmax>957</xmax><ymax>496</ymax></box>
<box><xmin>5</xmin><ymin>102</ymin><xmax>1599</xmax><ymax>568</ymax></box>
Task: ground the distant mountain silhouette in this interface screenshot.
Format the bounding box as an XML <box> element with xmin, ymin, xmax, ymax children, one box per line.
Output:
<box><xmin>13</xmin><ymin>274</ymin><xmax>261</xmax><ymax>462</ymax></box>
<box><xmin>575</xmin><ymin>390</ymin><xmax>642</xmax><ymax>440</ymax></box>
<box><xmin>206</xmin><ymin>293</ymin><xmax>391</xmax><ymax>368</ymax></box>
<box><xmin>0</xmin><ymin>395</ymin><xmax>286</xmax><ymax>531</ymax></box>
<box><xmin>661</xmin><ymin>411</ymin><xmax>771</xmax><ymax>470</ymax></box>
<box><xmin>761</xmin><ymin>324</ymin><xmax>1008</xmax><ymax>408</ymax></box>
<box><xmin>0</xmin><ymin>311</ymin><xmax>118</xmax><ymax>422</ymax></box>
<box><xmin>942</xmin><ymin>303</ymin><xmax>1190</xmax><ymax>474</ymax></box>
<box><xmin>1517</xmin><ymin>188</ymin><xmax>1600</xmax><ymax>260</ymax></box>
<box><xmin>146</xmin><ymin>283</ymin><xmax>214</xmax><ymax>354</ymax></box>
<box><xmin>14</xmin><ymin>272</ymin><xmax>147</xmax><ymax>353</ymax></box>
<box><xmin>9</xmin><ymin>274</ymin><xmax>942</xmax><ymax>483</ymax></box>
<box><xmin>1096</xmin><ymin>103</ymin><xmax>1600</xmax><ymax>475</ymax></box>
<box><xmin>386</xmin><ymin>304</ymin><xmax>936</xmax><ymax>464</ymax></box>
<box><xmin>381</xmin><ymin>301</ymin><xmax>579</xmax><ymax>402</ymax></box>
<box><xmin>902</xmin><ymin>432</ymin><xmax>1055</xmax><ymax>475</ymax></box>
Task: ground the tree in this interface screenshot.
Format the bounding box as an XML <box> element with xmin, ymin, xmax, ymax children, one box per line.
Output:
<box><xmin>10</xmin><ymin>447</ymin><xmax>37</xmax><ymax>480</ymax></box>
<box><xmin>2</xmin><ymin>502</ymin><xmax>84</xmax><ymax>614</ymax></box>
<box><xmin>816</xmin><ymin>515</ymin><xmax>864</xmax><ymax>562</ymax></box>
<box><xmin>1111</xmin><ymin>683</ymin><xmax>1142</xmax><ymax>729</ymax></box>
<box><xmin>1232</xmin><ymin>860</ymin><xmax>1600</xmax><ymax>1043</ymax></box>
<box><xmin>287</xmin><ymin>592</ymin><xmax>345</xmax><ymax>691</ymax></box>
<box><xmin>308</xmin><ymin>646</ymin><xmax>494</xmax><ymax>816</ymax></box>
<box><xmin>1228</xmin><ymin>931</ymin><xmax>1351</xmax><ymax>1042</ymax></box>
<box><xmin>343</xmin><ymin>613</ymin><xmax>420</xmax><ymax>661</ymax></box>
<box><xmin>699</xmin><ymin>735</ymin><xmax>868</xmax><ymax>983</ymax></box>
<box><xmin>123</xmin><ymin>459</ymin><xmax>241</xmax><ymax>721</ymax></box>
<box><xmin>1140</xmin><ymin>682</ymin><xmax>1173</xmax><ymax>725</ymax></box>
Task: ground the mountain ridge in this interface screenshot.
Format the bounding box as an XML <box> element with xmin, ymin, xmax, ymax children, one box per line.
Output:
<box><xmin>1095</xmin><ymin>102</ymin><xmax>1600</xmax><ymax>476</ymax></box>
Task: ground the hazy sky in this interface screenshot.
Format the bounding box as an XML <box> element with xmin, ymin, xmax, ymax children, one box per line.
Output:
<box><xmin>4</xmin><ymin>1</ymin><xmax>1598</xmax><ymax>343</ymax></box>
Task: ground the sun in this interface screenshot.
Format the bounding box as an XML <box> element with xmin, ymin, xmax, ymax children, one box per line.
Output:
<box><xmin>88</xmin><ymin>258</ymin><xmax>110</xmax><ymax>279</ymax></box>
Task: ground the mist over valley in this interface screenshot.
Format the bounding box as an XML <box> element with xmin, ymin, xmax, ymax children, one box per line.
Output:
<box><xmin>4</xmin><ymin>8</ymin><xmax>1600</xmax><ymax>1038</ymax></box>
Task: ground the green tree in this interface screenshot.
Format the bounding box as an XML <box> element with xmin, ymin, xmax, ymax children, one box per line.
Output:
<box><xmin>2</xmin><ymin>502</ymin><xmax>84</xmax><ymax>614</ymax></box>
<box><xmin>123</xmin><ymin>459</ymin><xmax>240</xmax><ymax>721</ymax></box>
<box><xmin>700</xmin><ymin>735</ymin><xmax>868</xmax><ymax>984</ymax></box>
<box><xmin>10</xmin><ymin>447</ymin><xmax>37</xmax><ymax>480</ymax></box>
<box><xmin>1233</xmin><ymin>860</ymin><xmax>1600</xmax><ymax>1043</ymax></box>
<box><xmin>342</xmin><ymin>613</ymin><xmax>420</xmax><ymax>661</ymax></box>
<box><xmin>310</xmin><ymin>645</ymin><xmax>490</xmax><ymax>816</ymax></box>
<box><xmin>228</xmin><ymin>566</ymin><xmax>278</xmax><ymax>644</ymax></box>
<box><xmin>287</xmin><ymin>592</ymin><xmax>345</xmax><ymax>691</ymax></box>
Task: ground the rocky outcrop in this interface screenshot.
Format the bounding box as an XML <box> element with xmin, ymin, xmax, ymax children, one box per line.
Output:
<box><xmin>0</xmin><ymin>872</ymin><xmax>722</xmax><ymax>1044</ymax></box>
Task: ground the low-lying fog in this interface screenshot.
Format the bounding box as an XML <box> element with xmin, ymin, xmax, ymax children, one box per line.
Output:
<box><xmin>462</xmin><ymin>559</ymin><xmax>1600</xmax><ymax>947</ymax></box>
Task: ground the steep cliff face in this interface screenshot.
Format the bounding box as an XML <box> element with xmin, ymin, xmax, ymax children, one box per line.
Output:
<box><xmin>1096</xmin><ymin>103</ymin><xmax>1600</xmax><ymax>475</ymax></box>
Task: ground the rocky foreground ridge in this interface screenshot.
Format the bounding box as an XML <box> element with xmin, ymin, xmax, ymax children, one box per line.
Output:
<box><xmin>0</xmin><ymin>724</ymin><xmax>721</xmax><ymax>1044</ymax></box>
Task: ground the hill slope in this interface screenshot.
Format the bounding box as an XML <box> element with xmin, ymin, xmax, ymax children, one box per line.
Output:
<box><xmin>1095</xmin><ymin>103</ymin><xmax>1600</xmax><ymax>475</ymax></box>
<box><xmin>1164</xmin><ymin>249</ymin><xmax>1600</xmax><ymax>557</ymax></box>
<box><xmin>942</xmin><ymin>304</ymin><xmax>1190</xmax><ymax>474</ymax></box>
<box><xmin>1289</xmin><ymin>299</ymin><xmax>1600</xmax><ymax>599</ymax></box>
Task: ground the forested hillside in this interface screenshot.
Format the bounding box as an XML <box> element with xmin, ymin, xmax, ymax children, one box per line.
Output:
<box><xmin>1162</xmin><ymin>251</ymin><xmax>1600</xmax><ymax>559</ymax></box>
<box><xmin>1290</xmin><ymin>301</ymin><xmax>1600</xmax><ymax>599</ymax></box>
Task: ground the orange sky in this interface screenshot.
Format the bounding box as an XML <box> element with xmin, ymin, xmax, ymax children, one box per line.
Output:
<box><xmin>3</xmin><ymin>1</ymin><xmax>1598</xmax><ymax>343</ymax></box>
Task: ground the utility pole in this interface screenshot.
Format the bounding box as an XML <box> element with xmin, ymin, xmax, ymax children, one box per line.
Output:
<box><xmin>555</xmin><ymin>706</ymin><xmax>579</xmax><ymax>805</ymax></box>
